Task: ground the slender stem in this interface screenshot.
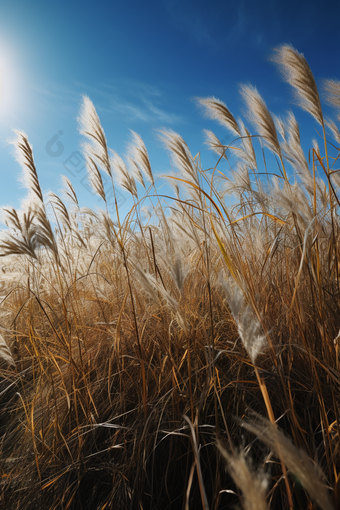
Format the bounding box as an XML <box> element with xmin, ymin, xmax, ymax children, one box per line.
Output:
<box><xmin>254</xmin><ymin>366</ymin><xmax>294</xmax><ymax>510</ymax></box>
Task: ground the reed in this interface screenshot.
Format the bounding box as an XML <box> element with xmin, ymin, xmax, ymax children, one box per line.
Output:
<box><xmin>0</xmin><ymin>44</ymin><xmax>339</xmax><ymax>509</ymax></box>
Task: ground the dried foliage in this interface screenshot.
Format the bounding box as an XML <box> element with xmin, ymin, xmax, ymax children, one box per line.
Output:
<box><xmin>0</xmin><ymin>44</ymin><xmax>340</xmax><ymax>510</ymax></box>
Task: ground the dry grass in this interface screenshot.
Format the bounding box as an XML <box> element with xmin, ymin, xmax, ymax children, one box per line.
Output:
<box><xmin>0</xmin><ymin>44</ymin><xmax>340</xmax><ymax>509</ymax></box>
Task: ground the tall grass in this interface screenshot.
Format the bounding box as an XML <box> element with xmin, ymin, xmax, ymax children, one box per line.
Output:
<box><xmin>0</xmin><ymin>44</ymin><xmax>339</xmax><ymax>509</ymax></box>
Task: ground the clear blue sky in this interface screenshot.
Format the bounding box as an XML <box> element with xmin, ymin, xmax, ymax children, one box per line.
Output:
<box><xmin>0</xmin><ymin>0</ymin><xmax>339</xmax><ymax>220</ymax></box>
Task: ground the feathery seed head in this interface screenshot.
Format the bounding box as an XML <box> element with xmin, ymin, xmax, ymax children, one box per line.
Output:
<box><xmin>240</xmin><ymin>84</ymin><xmax>282</xmax><ymax>158</ymax></box>
<box><xmin>273</xmin><ymin>114</ymin><xmax>286</xmax><ymax>141</ymax></box>
<box><xmin>133</xmin><ymin>263</ymin><xmax>179</xmax><ymax>315</ymax></box>
<box><xmin>219</xmin><ymin>277</ymin><xmax>267</xmax><ymax>363</ymax></box>
<box><xmin>203</xmin><ymin>129</ymin><xmax>227</xmax><ymax>159</ymax></box>
<box><xmin>323</xmin><ymin>79</ymin><xmax>340</xmax><ymax>111</ymax></box>
<box><xmin>312</xmin><ymin>138</ymin><xmax>320</xmax><ymax>156</ymax></box>
<box><xmin>127</xmin><ymin>156</ymin><xmax>146</xmax><ymax>188</ymax></box>
<box><xmin>169</xmin><ymin>255</ymin><xmax>189</xmax><ymax>293</ymax></box>
<box><xmin>238</xmin><ymin>118</ymin><xmax>257</xmax><ymax>169</ymax></box>
<box><xmin>12</xmin><ymin>131</ymin><xmax>44</xmax><ymax>204</ymax></box>
<box><xmin>216</xmin><ymin>441</ymin><xmax>269</xmax><ymax>510</ymax></box>
<box><xmin>281</xmin><ymin>112</ymin><xmax>311</xmax><ymax>186</ymax></box>
<box><xmin>0</xmin><ymin>205</ymin><xmax>58</xmax><ymax>259</ymax></box>
<box><xmin>79</xmin><ymin>95</ymin><xmax>112</xmax><ymax>176</ymax></box>
<box><xmin>1</xmin><ymin>207</ymin><xmax>22</xmax><ymax>232</ymax></box>
<box><xmin>128</xmin><ymin>130</ymin><xmax>154</xmax><ymax>185</ymax></box>
<box><xmin>61</xmin><ymin>175</ymin><xmax>79</xmax><ymax>207</ymax></box>
<box><xmin>326</xmin><ymin>119</ymin><xmax>340</xmax><ymax>145</ymax></box>
<box><xmin>196</xmin><ymin>96</ymin><xmax>241</xmax><ymax>137</ymax></box>
<box><xmin>242</xmin><ymin>417</ymin><xmax>333</xmax><ymax>510</ymax></box>
<box><xmin>158</xmin><ymin>129</ymin><xmax>199</xmax><ymax>186</ymax></box>
<box><xmin>86</xmin><ymin>155</ymin><xmax>107</xmax><ymax>202</ymax></box>
<box><xmin>230</xmin><ymin>163</ymin><xmax>252</xmax><ymax>194</ymax></box>
<box><xmin>110</xmin><ymin>150</ymin><xmax>137</xmax><ymax>198</ymax></box>
<box><xmin>271</xmin><ymin>44</ymin><xmax>324</xmax><ymax>127</ymax></box>
<box><xmin>49</xmin><ymin>192</ymin><xmax>72</xmax><ymax>231</ymax></box>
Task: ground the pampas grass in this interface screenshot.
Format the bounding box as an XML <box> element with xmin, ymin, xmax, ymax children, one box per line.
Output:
<box><xmin>241</xmin><ymin>416</ymin><xmax>333</xmax><ymax>510</ymax></box>
<box><xmin>240</xmin><ymin>84</ymin><xmax>282</xmax><ymax>160</ymax></box>
<box><xmin>272</xmin><ymin>44</ymin><xmax>324</xmax><ymax>127</ymax></box>
<box><xmin>12</xmin><ymin>131</ymin><xmax>44</xmax><ymax>205</ymax></box>
<box><xmin>127</xmin><ymin>130</ymin><xmax>154</xmax><ymax>185</ymax></box>
<box><xmin>110</xmin><ymin>150</ymin><xmax>138</xmax><ymax>198</ymax></box>
<box><xmin>196</xmin><ymin>96</ymin><xmax>241</xmax><ymax>137</ymax></box>
<box><xmin>324</xmin><ymin>79</ymin><xmax>340</xmax><ymax>111</ymax></box>
<box><xmin>219</xmin><ymin>277</ymin><xmax>267</xmax><ymax>364</ymax></box>
<box><xmin>216</xmin><ymin>439</ymin><xmax>269</xmax><ymax>510</ymax></box>
<box><xmin>0</xmin><ymin>44</ymin><xmax>339</xmax><ymax>510</ymax></box>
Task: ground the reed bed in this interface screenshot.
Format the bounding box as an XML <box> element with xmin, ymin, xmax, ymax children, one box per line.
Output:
<box><xmin>0</xmin><ymin>44</ymin><xmax>340</xmax><ymax>509</ymax></box>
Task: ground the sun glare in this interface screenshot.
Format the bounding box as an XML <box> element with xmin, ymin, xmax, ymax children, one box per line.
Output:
<box><xmin>0</xmin><ymin>48</ymin><xmax>19</xmax><ymax>119</ymax></box>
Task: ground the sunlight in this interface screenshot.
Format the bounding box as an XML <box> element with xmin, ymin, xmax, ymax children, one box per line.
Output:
<box><xmin>0</xmin><ymin>48</ymin><xmax>17</xmax><ymax>118</ymax></box>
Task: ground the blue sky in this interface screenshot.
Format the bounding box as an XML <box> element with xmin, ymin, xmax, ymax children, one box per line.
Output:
<box><xmin>0</xmin><ymin>0</ymin><xmax>339</xmax><ymax>220</ymax></box>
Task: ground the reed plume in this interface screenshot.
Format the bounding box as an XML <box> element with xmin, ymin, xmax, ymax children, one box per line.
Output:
<box><xmin>203</xmin><ymin>129</ymin><xmax>227</xmax><ymax>159</ymax></box>
<box><xmin>127</xmin><ymin>156</ymin><xmax>146</xmax><ymax>188</ymax></box>
<box><xmin>49</xmin><ymin>192</ymin><xmax>72</xmax><ymax>231</ymax></box>
<box><xmin>240</xmin><ymin>84</ymin><xmax>282</xmax><ymax>159</ymax></box>
<box><xmin>128</xmin><ymin>130</ymin><xmax>154</xmax><ymax>185</ymax></box>
<box><xmin>323</xmin><ymin>79</ymin><xmax>340</xmax><ymax>111</ymax></box>
<box><xmin>1</xmin><ymin>43</ymin><xmax>340</xmax><ymax>510</ymax></box>
<box><xmin>217</xmin><ymin>441</ymin><xmax>269</xmax><ymax>510</ymax></box>
<box><xmin>242</xmin><ymin>416</ymin><xmax>333</xmax><ymax>510</ymax></box>
<box><xmin>2</xmin><ymin>132</ymin><xmax>58</xmax><ymax>259</ymax></box>
<box><xmin>271</xmin><ymin>44</ymin><xmax>324</xmax><ymax>127</ymax></box>
<box><xmin>85</xmin><ymin>152</ymin><xmax>107</xmax><ymax>202</ymax></box>
<box><xmin>326</xmin><ymin>119</ymin><xmax>340</xmax><ymax>145</ymax></box>
<box><xmin>110</xmin><ymin>150</ymin><xmax>138</xmax><ymax>198</ymax></box>
<box><xmin>11</xmin><ymin>131</ymin><xmax>44</xmax><ymax>205</ymax></box>
<box><xmin>238</xmin><ymin>118</ymin><xmax>257</xmax><ymax>169</ymax></box>
<box><xmin>79</xmin><ymin>95</ymin><xmax>112</xmax><ymax>177</ymax></box>
<box><xmin>159</xmin><ymin>128</ymin><xmax>199</xmax><ymax>187</ymax></box>
<box><xmin>61</xmin><ymin>175</ymin><xmax>79</xmax><ymax>207</ymax></box>
<box><xmin>281</xmin><ymin>111</ymin><xmax>313</xmax><ymax>189</ymax></box>
<box><xmin>196</xmin><ymin>96</ymin><xmax>241</xmax><ymax>137</ymax></box>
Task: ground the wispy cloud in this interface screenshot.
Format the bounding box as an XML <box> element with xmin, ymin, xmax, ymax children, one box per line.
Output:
<box><xmin>103</xmin><ymin>79</ymin><xmax>163</xmax><ymax>99</ymax></box>
<box><xmin>110</xmin><ymin>99</ymin><xmax>183</xmax><ymax>124</ymax></box>
<box><xmin>27</xmin><ymin>77</ymin><xmax>185</xmax><ymax>127</ymax></box>
<box><xmin>30</xmin><ymin>82</ymin><xmax>80</xmax><ymax>104</ymax></box>
<box><xmin>76</xmin><ymin>78</ymin><xmax>185</xmax><ymax>126</ymax></box>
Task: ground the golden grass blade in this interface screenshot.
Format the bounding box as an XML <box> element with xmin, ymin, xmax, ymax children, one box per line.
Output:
<box><xmin>229</xmin><ymin>212</ymin><xmax>285</xmax><ymax>226</ymax></box>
